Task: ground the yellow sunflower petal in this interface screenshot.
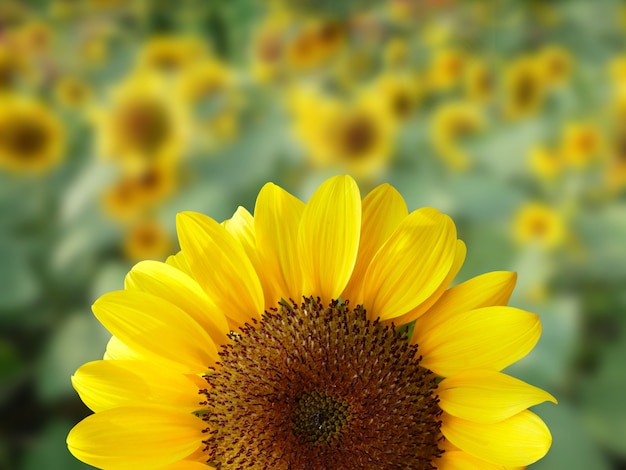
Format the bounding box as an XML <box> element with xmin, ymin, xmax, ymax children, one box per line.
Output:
<box><xmin>125</xmin><ymin>260</ymin><xmax>230</xmax><ymax>346</ymax></box>
<box><xmin>360</xmin><ymin>208</ymin><xmax>457</xmax><ymax>321</ymax></box>
<box><xmin>93</xmin><ymin>290</ymin><xmax>218</xmax><ymax>370</ymax></box>
<box><xmin>176</xmin><ymin>211</ymin><xmax>264</xmax><ymax>325</ymax></box>
<box><xmin>413</xmin><ymin>306</ymin><xmax>541</xmax><ymax>376</ymax></box>
<box><xmin>165</xmin><ymin>251</ymin><xmax>193</xmax><ymax>277</ymax></box>
<box><xmin>222</xmin><ymin>206</ymin><xmax>257</xmax><ymax>262</ymax></box>
<box><xmin>342</xmin><ymin>183</ymin><xmax>408</xmax><ymax>302</ymax></box>
<box><xmin>67</xmin><ymin>406</ymin><xmax>205</xmax><ymax>470</ymax></box>
<box><xmin>419</xmin><ymin>271</ymin><xmax>517</xmax><ymax>330</ymax></box>
<box><xmin>71</xmin><ymin>360</ymin><xmax>201</xmax><ymax>413</ymax></box>
<box><xmin>298</xmin><ymin>175</ymin><xmax>361</xmax><ymax>303</ymax></box>
<box><xmin>438</xmin><ymin>450</ymin><xmax>507</xmax><ymax>470</ymax></box>
<box><xmin>441</xmin><ymin>410</ymin><xmax>552</xmax><ymax>467</ymax></box>
<box><xmin>438</xmin><ymin>369</ymin><xmax>557</xmax><ymax>423</ymax></box>
<box><xmin>103</xmin><ymin>335</ymin><xmax>143</xmax><ymax>361</ymax></box>
<box><xmin>392</xmin><ymin>239</ymin><xmax>466</xmax><ymax>326</ymax></box>
<box><xmin>255</xmin><ymin>182</ymin><xmax>305</xmax><ymax>306</ymax></box>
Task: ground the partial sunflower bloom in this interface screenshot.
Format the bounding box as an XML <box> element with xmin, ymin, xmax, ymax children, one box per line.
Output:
<box><xmin>68</xmin><ymin>175</ymin><xmax>555</xmax><ymax>469</ymax></box>
<box><xmin>513</xmin><ymin>201</ymin><xmax>567</xmax><ymax>250</ymax></box>
<box><xmin>0</xmin><ymin>96</ymin><xmax>65</xmax><ymax>173</ymax></box>
<box><xmin>503</xmin><ymin>56</ymin><xmax>546</xmax><ymax>120</ymax></box>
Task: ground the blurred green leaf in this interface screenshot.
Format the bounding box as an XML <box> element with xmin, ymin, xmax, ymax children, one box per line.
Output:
<box><xmin>580</xmin><ymin>338</ymin><xmax>626</xmax><ymax>458</ymax></box>
<box><xmin>37</xmin><ymin>312</ymin><xmax>110</xmax><ymax>403</ymax></box>
<box><xmin>528</xmin><ymin>401</ymin><xmax>611</xmax><ymax>470</ymax></box>
<box><xmin>21</xmin><ymin>419</ymin><xmax>91</xmax><ymax>470</ymax></box>
<box><xmin>0</xmin><ymin>240</ymin><xmax>39</xmax><ymax>312</ymax></box>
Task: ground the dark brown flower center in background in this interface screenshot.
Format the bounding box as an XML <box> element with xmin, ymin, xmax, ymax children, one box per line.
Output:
<box><xmin>116</xmin><ymin>98</ymin><xmax>170</xmax><ymax>152</ymax></box>
<box><xmin>200</xmin><ymin>297</ymin><xmax>442</xmax><ymax>470</ymax></box>
<box><xmin>0</xmin><ymin>116</ymin><xmax>49</xmax><ymax>159</ymax></box>
<box><xmin>339</xmin><ymin>114</ymin><xmax>377</xmax><ymax>158</ymax></box>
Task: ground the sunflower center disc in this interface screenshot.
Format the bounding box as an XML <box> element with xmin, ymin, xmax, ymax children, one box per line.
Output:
<box><xmin>200</xmin><ymin>297</ymin><xmax>443</xmax><ymax>470</ymax></box>
<box><xmin>291</xmin><ymin>390</ymin><xmax>350</xmax><ymax>444</ymax></box>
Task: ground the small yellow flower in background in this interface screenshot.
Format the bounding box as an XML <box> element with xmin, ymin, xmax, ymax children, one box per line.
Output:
<box><xmin>529</xmin><ymin>144</ymin><xmax>563</xmax><ymax>180</ymax></box>
<box><xmin>123</xmin><ymin>218</ymin><xmax>174</xmax><ymax>262</ymax></box>
<box><xmin>68</xmin><ymin>175</ymin><xmax>555</xmax><ymax>469</ymax></box>
<box><xmin>609</xmin><ymin>55</ymin><xmax>626</xmax><ymax>84</ymax></box>
<box><xmin>93</xmin><ymin>73</ymin><xmax>189</xmax><ymax>172</ymax></box>
<box><xmin>177</xmin><ymin>58</ymin><xmax>234</xmax><ymax>104</ymax></box>
<box><xmin>102</xmin><ymin>162</ymin><xmax>178</xmax><ymax>222</ymax></box>
<box><xmin>54</xmin><ymin>75</ymin><xmax>92</xmax><ymax>109</ymax></box>
<box><xmin>14</xmin><ymin>20</ymin><xmax>54</xmax><ymax>55</ymax></box>
<box><xmin>0</xmin><ymin>96</ymin><xmax>65</xmax><ymax>173</ymax></box>
<box><xmin>284</xmin><ymin>20</ymin><xmax>346</xmax><ymax>73</ymax></box>
<box><xmin>249</xmin><ymin>11</ymin><xmax>291</xmax><ymax>83</ymax></box>
<box><xmin>372</xmin><ymin>72</ymin><xmax>421</xmax><ymax>123</ymax></box>
<box><xmin>383</xmin><ymin>37</ymin><xmax>411</xmax><ymax>69</ymax></box>
<box><xmin>537</xmin><ymin>44</ymin><xmax>573</xmax><ymax>87</ymax></box>
<box><xmin>560</xmin><ymin>122</ymin><xmax>603</xmax><ymax>168</ymax></box>
<box><xmin>513</xmin><ymin>201</ymin><xmax>567</xmax><ymax>249</ymax></box>
<box><xmin>427</xmin><ymin>48</ymin><xmax>466</xmax><ymax>92</ymax></box>
<box><xmin>136</xmin><ymin>36</ymin><xmax>208</xmax><ymax>75</ymax></box>
<box><xmin>432</xmin><ymin>101</ymin><xmax>484</xmax><ymax>170</ymax></box>
<box><xmin>503</xmin><ymin>56</ymin><xmax>546</xmax><ymax>119</ymax></box>
<box><xmin>464</xmin><ymin>58</ymin><xmax>495</xmax><ymax>103</ymax></box>
<box><xmin>290</xmin><ymin>87</ymin><xmax>396</xmax><ymax>177</ymax></box>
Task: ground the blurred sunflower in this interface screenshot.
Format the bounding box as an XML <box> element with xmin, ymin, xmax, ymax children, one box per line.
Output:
<box><xmin>537</xmin><ymin>44</ymin><xmax>572</xmax><ymax>87</ymax></box>
<box><xmin>290</xmin><ymin>88</ymin><xmax>395</xmax><ymax>177</ymax></box>
<box><xmin>503</xmin><ymin>56</ymin><xmax>545</xmax><ymax>119</ymax></box>
<box><xmin>432</xmin><ymin>101</ymin><xmax>484</xmax><ymax>170</ymax></box>
<box><xmin>513</xmin><ymin>201</ymin><xmax>566</xmax><ymax>249</ymax></box>
<box><xmin>54</xmin><ymin>75</ymin><xmax>92</xmax><ymax>109</ymax></box>
<box><xmin>94</xmin><ymin>73</ymin><xmax>188</xmax><ymax>171</ymax></box>
<box><xmin>427</xmin><ymin>48</ymin><xmax>466</xmax><ymax>92</ymax></box>
<box><xmin>285</xmin><ymin>20</ymin><xmax>346</xmax><ymax>73</ymax></box>
<box><xmin>123</xmin><ymin>218</ymin><xmax>174</xmax><ymax>262</ymax></box>
<box><xmin>464</xmin><ymin>59</ymin><xmax>495</xmax><ymax>103</ymax></box>
<box><xmin>136</xmin><ymin>36</ymin><xmax>208</xmax><ymax>75</ymax></box>
<box><xmin>560</xmin><ymin>122</ymin><xmax>603</xmax><ymax>168</ymax></box>
<box><xmin>0</xmin><ymin>96</ymin><xmax>64</xmax><ymax>173</ymax></box>
<box><xmin>102</xmin><ymin>162</ymin><xmax>177</xmax><ymax>221</ymax></box>
<box><xmin>529</xmin><ymin>144</ymin><xmax>563</xmax><ymax>180</ymax></box>
<box><xmin>383</xmin><ymin>37</ymin><xmax>410</xmax><ymax>69</ymax></box>
<box><xmin>372</xmin><ymin>73</ymin><xmax>421</xmax><ymax>123</ymax></box>
<box><xmin>249</xmin><ymin>11</ymin><xmax>290</xmax><ymax>83</ymax></box>
<box><xmin>68</xmin><ymin>175</ymin><xmax>554</xmax><ymax>469</ymax></box>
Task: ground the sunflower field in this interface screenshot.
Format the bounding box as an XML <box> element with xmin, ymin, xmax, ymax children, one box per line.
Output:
<box><xmin>1</xmin><ymin>0</ymin><xmax>626</xmax><ymax>468</ymax></box>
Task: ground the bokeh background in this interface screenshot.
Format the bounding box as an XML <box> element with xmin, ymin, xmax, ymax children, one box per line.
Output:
<box><xmin>0</xmin><ymin>0</ymin><xmax>625</xmax><ymax>468</ymax></box>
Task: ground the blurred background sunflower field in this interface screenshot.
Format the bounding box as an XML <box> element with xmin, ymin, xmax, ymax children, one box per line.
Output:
<box><xmin>1</xmin><ymin>0</ymin><xmax>626</xmax><ymax>468</ymax></box>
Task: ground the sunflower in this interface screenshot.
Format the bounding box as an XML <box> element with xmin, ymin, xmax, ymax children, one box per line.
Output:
<box><xmin>432</xmin><ymin>101</ymin><xmax>484</xmax><ymax>170</ymax></box>
<box><xmin>529</xmin><ymin>144</ymin><xmax>563</xmax><ymax>180</ymax></box>
<box><xmin>102</xmin><ymin>162</ymin><xmax>177</xmax><ymax>222</ymax></box>
<box><xmin>290</xmin><ymin>88</ymin><xmax>396</xmax><ymax>177</ymax></box>
<box><xmin>54</xmin><ymin>75</ymin><xmax>92</xmax><ymax>108</ymax></box>
<box><xmin>136</xmin><ymin>36</ymin><xmax>208</xmax><ymax>74</ymax></box>
<box><xmin>123</xmin><ymin>218</ymin><xmax>174</xmax><ymax>262</ymax></box>
<box><xmin>94</xmin><ymin>73</ymin><xmax>188</xmax><ymax>171</ymax></box>
<box><xmin>0</xmin><ymin>96</ymin><xmax>65</xmax><ymax>173</ymax></box>
<box><xmin>68</xmin><ymin>175</ymin><xmax>555</xmax><ymax>469</ymax></box>
<box><xmin>560</xmin><ymin>122</ymin><xmax>603</xmax><ymax>168</ymax></box>
<box><xmin>502</xmin><ymin>56</ymin><xmax>545</xmax><ymax>120</ymax></box>
<box><xmin>372</xmin><ymin>73</ymin><xmax>421</xmax><ymax>123</ymax></box>
<box><xmin>427</xmin><ymin>48</ymin><xmax>466</xmax><ymax>92</ymax></box>
<box><xmin>513</xmin><ymin>201</ymin><xmax>566</xmax><ymax>250</ymax></box>
<box><xmin>536</xmin><ymin>45</ymin><xmax>572</xmax><ymax>87</ymax></box>
<box><xmin>464</xmin><ymin>59</ymin><xmax>495</xmax><ymax>103</ymax></box>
